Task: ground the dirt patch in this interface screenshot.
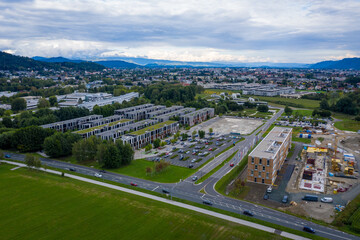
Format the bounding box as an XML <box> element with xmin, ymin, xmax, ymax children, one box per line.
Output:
<box><xmin>281</xmin><ymin>202</ymin><xmax>335</xmax><ymax>223</ymax></box>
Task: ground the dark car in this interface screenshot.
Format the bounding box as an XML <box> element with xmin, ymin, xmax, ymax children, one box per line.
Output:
<box><xmin>303</xmin><ymin>226</ymin><xmax>316</xmax><ymax>233</ymax></box>
<box><xmin>282</xmin><ymin>195</ymin><xmax>289</xmax><ymax>203</ymax></box>
<box><xmin>99</xmin><ymin>169</ymin><xmax>106</xmax><ymax>173</ymax></box>
<box><xmin>243</xmin><ymin>210</ymin><xmax>254</xmax><ymax>216</ymax></box>
<box><xmin>162</xmin><ymin>189</ymin><xmax>170</xmax><ymax>194</ymax></box>
<box><xmin>203</xmin><ymin>200</ymin><xmax>213</xmax><ymax>205</ymax></box>
<box><xmin>263</xmin><ymin>194</ymin><xmax>269</xmax><ymax>200</ymax></box>
<box><xmin>69</xmin><ymin>168</ymin><xmax>76</xmax><ymax>171</ymax></box>
<box><xmin>4</xmin><ymin>154</ymin><xmax>11</xmax><ymax>158</ymax></box>
<box><xmin>188</xmin><ymin>164</ymin><xmax>194</xmax><ymax>168</ymax></box>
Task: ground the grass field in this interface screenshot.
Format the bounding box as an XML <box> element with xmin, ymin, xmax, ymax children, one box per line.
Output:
<box><xmin>56</xmin><ymin>156</ymin><xmax>195</xmax><ymax>183</ymax></box>
<box><xmin>332</xmin><ymin>112</ymin><xmax>360</xmax><ymax>132</ymax></box>
<box><xmin>281</xmin><ymin>109</ymin><xmax>314</xmax><ymax>117</ymax></box>
<box><xmin>243</xmin><ymin>95</ymin><xmax>320</xmax><ymax>109</ymax></box>
<box><xmin>0</xmin><ymin>163</ymin><xmax>282</xmax><ymax>240</ymax></box>
<box><xmin>333</xmin><ymin>193</ymin><xmax>360</xmax><ymax>235</ymax></box>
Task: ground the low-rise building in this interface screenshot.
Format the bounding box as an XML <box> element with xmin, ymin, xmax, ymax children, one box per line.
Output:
<box><xmin>115</xmin><ymin>104</ymin><xmax>154</xmax><ymax>115</ymax></box>
<box><xmin>247</xmin><ymin>127</ymin><xmax>292</xmax><ymax>185</ymax></box>
<box><xmin>154</xmin><ymin>107</ymin><xmax>196</xmax><ymax>122</ymax></box>
<box><xmin>41</xmin><ymin>115</ymin><xmax>103</xmax><ymax>132</ymax></box>
<box><xmin>74</xmin><ymin>119</ymin><xmax>134</xmax><ymax>138</ymax></box>
<box><xmin>146</xmin><ymin>106</ymin><xmax>184</xmax><ymax>119</ymax></box>
<box><xmin>180</xmin><ymin>108</ymin><xmax>215</xmax><ymax>126</ymax></box>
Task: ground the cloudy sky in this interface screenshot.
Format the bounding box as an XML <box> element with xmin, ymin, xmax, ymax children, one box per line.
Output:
<box><xmin>0</xmin><ymin>0</ymin><xmax>360</xmax><ymax>63</ymax></box>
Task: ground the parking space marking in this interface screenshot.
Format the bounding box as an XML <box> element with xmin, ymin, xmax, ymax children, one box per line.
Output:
<box><xmin>152</xmin><ymin>186</ymin><xmax>159</xmax><ymax>191</ymax></box>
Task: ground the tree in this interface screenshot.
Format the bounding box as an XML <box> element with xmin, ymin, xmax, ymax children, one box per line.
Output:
<box><xmin>145</xmin><ymin>144</ymin><xmax>152</xmax><ymax>152</ymax></box>
<box><xmin>0</xmin><ymin>150</ymin><xmax>3</xmax><ymax>160</ymax></box>
<box><xmin>116</xmin><ymin>140</ymin><xmax>134</xmax><ymax>165</ymax></box>
<box><xmin>209</xmin><ymin>128</ymin><xmax>213</xmax><ymax>134</ymax></box>
<box><xmin>12</xmin><ymin>126</ymin><xmax>55</xmax><ymax>152</ymax></box>
<box><xmin>49</xmin><ymin>96</ymin><xmax>57</xmax><ymax>107</ymax></box>
<box><xmin>97</xmin><ymin>142</ymin><xmax>121</xmax><ymax>169</ymax></box>
<box><xmin>153</xmin><ymin>138</ymin><xmax>161</xmax><ymax>148</ymax></box>
<box><xmin>2</xmin><ymin>116</ymin><xmax>13</xmax><ymax>128</ymax></box>
<box><xmin>25</xmin><ymin>154</ymin><xmax>41</xmax><ymax>169</ymax></box>
<box><xmin>11</xmin><ymin>98</ymin><xmax>26</xmax><ymax>111</ymax></box>
<box><xmin>319</xmin><ymin>99</ymin><xmax>330</xmax><ymax>110</ymax></box>
<box><xmin>72</xmin><ymin>136</ymin><xmax>101</xmax><ymax>162</ymax></box>
<box><xmin>257</xmin><ymin>105</ymin><xmax>269</xmax><ymax>113</ymax></box>
<box><xmin>198</xmin><ymin>130</ymin><xmax>205</xmax><ymax>139</ymax></box>
<box><xmin>37</xmin><ymin>98</ymin><xmax>50</xmax><ymax>109</ymax></box>
<box><xmin>192</xmin><ymin>130</ymin><xmax>196</xmax><ymax>139</ymax></box>
<box><xmin>284</xmin><ymin>105</ymin><xmax>293</xmax><ymax>116</ymax></box>
<box><xmin>181</xmin><ymin>133</ymin><xmax>188</xmax><ymax>140</ymax></box>
<box><xmin>146</xmin><ymin>166</ymin><xmax>152</xmax><ymax>175</ymax></box>
<box><xmin>43</xmin><ymin>132</ymin><xmax>82</xmax><ymax>158</ymax></box>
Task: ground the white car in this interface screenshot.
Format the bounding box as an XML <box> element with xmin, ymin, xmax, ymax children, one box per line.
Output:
<box><xmin>94</xmin><ymin>173</ymin><xmax>102</xmax><ymax>178</ymax></box>
<box><xmin>320</xmin><ymin>197</ymin><xmax>333</xmax><ymax>203</ymax></box>
<box><xmin>191</xmin><ymin>159</ymin><xmax>197</xmax><ymax>163</ymax></box>
<box><xmin>267</xmin><ymin>186</ymin><xmax>272</xmax><ymax>193</ymax></box>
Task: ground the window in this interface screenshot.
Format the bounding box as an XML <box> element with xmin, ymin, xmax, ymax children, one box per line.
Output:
<box><xmin>255</xmin><ymin>164</ymin><xmax>258</xmax><ymax>170</ymax></box>
<box><xmin>259</xmin><ymin>158</ymin><xmax>262</xmax><ymax>165</ymax></box>
<box><xmin>263</xmin><ymin>166</ymin><xmax>265</xmax><ymax>171</ymax></box>
<box><xmin>267</xmin><ymin>159</ymin><xmax>270</xmax><ymax>166</ymax></box>
<box><xmin>251</xmin><ymin>170</ymin><xmax>254</xmax><ymax>176</ymax></box>
<box><xmin>258</xmin><ymin>172</ymin><xmax>261</xmax><ymax>177</ymax></box>
<box><xmin>251</xmin><ymin>157</ymin><xmax>254</xmax><ymax>164</ymax></box>
<box><xmin>254</xmin><ymin>178</ymin><xmax>257</xmax><ymax>182</ymax></box>
<box><xmin>266</xmin><ymin>172</ymin><xmax>269</xmax><ymax>179</ymax></box>
<box><xmin>262</xmin><ymin>179</ymin><xmax>265</xmax><ymax>183</ymax></box>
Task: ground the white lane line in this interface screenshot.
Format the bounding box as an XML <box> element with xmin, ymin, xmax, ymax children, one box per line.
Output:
<box><xmin>152</xmin><ymin>186</ymin><xmax>159</xmax><ymax>191</ymax></box>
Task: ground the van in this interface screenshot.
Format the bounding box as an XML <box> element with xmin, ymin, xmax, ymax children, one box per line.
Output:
<box><xmin>320</xmin><ymin>197</ymin><xmax>333</xmax><ymax>203</ymax></box>
<box><xmin>302</xmin><ymin>195</ymin><xmax>318</xmax><ymax>202</ymax></box>
<box><xmin>267</xmin><ymin>186</ymin><xmax>272</xmax><ymax>193</ymax></box>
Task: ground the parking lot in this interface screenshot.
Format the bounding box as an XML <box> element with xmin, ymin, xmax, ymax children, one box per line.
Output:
<box><xmin>145</xmin><ymin>134</ymin><xmax>241</xmax><ymax>169</ymax></box>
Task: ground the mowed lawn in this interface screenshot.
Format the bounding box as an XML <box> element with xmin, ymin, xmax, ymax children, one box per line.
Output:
<box><xmin>0</xmin><ymin>164</ymin><xmax>282</xmax><ymax>240</ymax></box>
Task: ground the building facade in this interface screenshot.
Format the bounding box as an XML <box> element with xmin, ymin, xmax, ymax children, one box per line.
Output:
<box><xmin>180</xmin><ymin>108</ymin><xmax>215</xmax><ymax>126</ymax></box>
<box><xmin>247</xmin><ymin>127</ymin><xmax>292</xmax><ymax>185</ymax></box>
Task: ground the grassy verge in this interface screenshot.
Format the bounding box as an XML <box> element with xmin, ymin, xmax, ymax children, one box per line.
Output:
<box><xmin>287</xmin><ymin>143</ymin><xmax>296</xmax><ymax>159</ymax></box>
<box><xmin>262</xmin><ymin>124</ymin><xmax>276</xmax><ymax>138</ymax></box>
<box><xmin>281</xmin><ymin>109</ymin><xmax>313</xmax><ymax>117</ymax></box>
<box><xmin>332</xmin><ymin>112</ymin><xmax>360</xmax><ymax>132</ymax></box>
<box><xmin>0</xmin><ymin>163</ymin><xmax>283</xmax><ymax>240</ymax></box>
<box><xmin>333</xmin><ymin>193</ymin><xmax>360</xmax><ymax>236</ymax></box>
<box><xmin>243</xmin><ymin>95</ymin><xmax>320</xmax><ymax>109</ymax></box>
<box><xmin>196</xmin><ymin>150</ymin><xmax>238</xmax><ymax>184</ymax></box>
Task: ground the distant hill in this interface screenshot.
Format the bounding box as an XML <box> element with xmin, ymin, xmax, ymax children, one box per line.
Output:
<box><xmin>94</xmin><ymin>60</ymin><xmax>141</xmax><ymax>69</ymax></box>
<box><xmin>33</xmin><ymin>56</ymin><xmax>84</xmax><ymax>63</ymax></box>
<box><xmin>310</xmin><ymin>58</ymin><xmax>360</xmax><ymax>70</ymax></box>
<box><xmin>0</xmin><ymin>51</ymin><xmax>105</xmax><ymax>71</ymax></box>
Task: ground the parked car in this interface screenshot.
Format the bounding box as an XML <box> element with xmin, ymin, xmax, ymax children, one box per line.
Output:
<box><xmin>192</xmin><ymin>176</ymin><xmax>198</xmax><ymax>181</ymax></box>
<box><xmin>320</xmin><ymin>197</ymin><xmax>333</xmax><ymax>203</ymax></box>
<box><xmin>191</xmin><ymin>159</ymin><xmax>197</xmax><ymax>163</ymax></box>
<box><xmin>203</xmin><ymin>200</ymin><xmax>212</xmax><ymax>205</ymax></box>
<box><xmin>178</xmin><ymin>149</ymin><xmax>184</xmax><ymax>153</ymax></box>
<box><xmin>4</xmin><ymin>154</ymin><xmax>11</xmax><ymax>158</ymax></box>
<box><xmin>243</xmin><ymin>210</ymin><xmax>254</xmax><ymax>216</ymax></box>
<box><xmin>188</xmin><ymin>164</ymin><xmax>194</xmax><ymax>168</ymax></box>
<box><xmin>209</xmin><ymin>148</ymin><xmax>213</xmax><ymax>151</ymax></box>
<box><xmin>99</xmin><ymin>169</ymin><xmax>106</xmax><ymax>173</ymax></box>
<box><xmin>130</xmin><ymin>182</ymin><xmax>138</xmax><ymax>186</ymax></box>
<box><xmin>162</xmin><ymin>189</ymin><xmax>170</xmax><ymax>194</ymax></box>
<box><xmin>94</xmin><ymin>173</ymin><xmax>102</xmax><ymax>178</ymax></box>
<box><xmin>266</xmin><ymin>186</ymin><xmax>272</xmax><ymax>193</ymax></box>
<box><xmin>179</xmin><ymin>155</ymin><xmax>184</xmax><ymax>160</ymax></box>
<box><xmin>303</xmin><ymin>226</ymin><xmax>316</xmax><ymax>233</ymax></box>
<box><xmin>186</xmin><ymin>151</ymin><xmax>190</xmax><ymax>154</ymax></box>
<box><xmin>282</xmin><ymin>195</ymin><xmax>288</xmax><ymax>203</ymax></box>
<box><xmin>192</xmin><ymin>152</ymin><xmax>197</xmax><ymax>155</ymax></box>
<box><xmin>263</xmin><ymin>194</ymin><xmax>269</xmax><ymax>200</ymax></box>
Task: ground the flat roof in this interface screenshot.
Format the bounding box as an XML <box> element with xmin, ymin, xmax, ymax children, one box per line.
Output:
<box><xmin>249</xmin><ymin>126</ymin><xmax>292</xmax><ymax>159</ymax></box>
<box><xmin>96</xmin><ymin>119</ymin><xmax>158</xmax><ymax>137</ymax></box>
<box><xmin>41</xmin><ymin>115</ymin><xmax>103</xmax><ymax>127</ymax></box>
<box><xmin>74</xmin><ymin>119</ymin><xmax>132</xmax><ymax>134</ymax></box>
<box><xmin>130</xmin><ymin>120</ymin><xmax>177</xmax><ymax>136</ymax></box>
<box><xmin>182</xmin><ymin>108</ymin><xmax>213</xmax><ymax>117</ymax></box>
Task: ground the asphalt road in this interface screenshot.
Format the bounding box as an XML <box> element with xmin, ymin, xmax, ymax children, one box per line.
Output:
<box><xmin>4</xmin><ymin>108</ymin><xmax>360</xmax><ymax>240</ymax></box>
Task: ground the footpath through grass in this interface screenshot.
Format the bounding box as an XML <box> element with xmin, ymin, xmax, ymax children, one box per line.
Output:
<box><xmin>0</xmin><ymin>163</ymin><xmax>282</xmax><ymax>240</ymax></box>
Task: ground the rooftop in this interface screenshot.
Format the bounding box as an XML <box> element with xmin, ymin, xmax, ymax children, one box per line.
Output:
<box><xmin>130</xmin><ymin>120</ymin><xmax>177</xmax><ymax>136</ymax></box>
<box><xmin>75</xmin><ymin>119</ymin><xmax>132</xmax><ymax>134</ymax></box>
<box><xmin>249</xmin><ymin>127</ymin><xmax>292</xmax><ymax>159</ymax></box>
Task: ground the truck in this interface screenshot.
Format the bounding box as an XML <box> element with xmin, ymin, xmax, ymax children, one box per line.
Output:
<box><xmin>302</xmin><ymin>195</ymin><xmax>318</xmax><ymax>202</ymax></box>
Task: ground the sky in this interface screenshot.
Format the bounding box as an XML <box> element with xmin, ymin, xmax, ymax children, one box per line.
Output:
<box><xmin>0</xmin><ymin>0</ymin><xmax>360</xmax><ymax>63</ymax></box>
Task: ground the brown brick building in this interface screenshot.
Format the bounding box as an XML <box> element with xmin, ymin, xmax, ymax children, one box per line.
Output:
<box><xmin>247</xmin><ymin>127</ymin><xmax>292</xmax><ymax>185</ymax></box>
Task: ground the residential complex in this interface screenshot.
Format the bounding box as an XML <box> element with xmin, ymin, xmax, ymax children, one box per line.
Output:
<box><xmin>180</xmin><ymin>108</ymin><xmax>215</xmax><ymax>126</ymax></box>
<box><xmin>41</xmin><ymin>115</ymin><xmax>103</xmax><ymax>132</ymax></box>
<box><xmin>247</xmin><ymin>127</ymin><xmax>292</xmax><ymax>185</ymax></box>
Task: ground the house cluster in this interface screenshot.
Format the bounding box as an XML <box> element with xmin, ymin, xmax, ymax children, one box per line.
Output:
<box><xmin>41</xmin><ymin>103</ymin><xmax>215</xmax><ymax>149</ymax></box>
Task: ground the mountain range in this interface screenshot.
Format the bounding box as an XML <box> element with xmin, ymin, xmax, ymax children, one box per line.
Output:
<box><xmin>1</xmin><ymin>51</ymin><xmax>360</xmax><ymax>70</ymax></box>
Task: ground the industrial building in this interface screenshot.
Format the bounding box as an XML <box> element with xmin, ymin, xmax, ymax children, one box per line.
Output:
<box><xmin>247</xmin><ymin>127</ymin><xmax>292</xmax><ymax>185</ymax></box>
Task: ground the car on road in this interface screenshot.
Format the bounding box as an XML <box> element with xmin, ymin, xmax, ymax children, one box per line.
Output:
<box><xmin>130</xmin><ymin>182</ymin><xmax>138</xmax><ymax>186</ymax></box>
<box><xmin>203</xmin><ymin>200</ymin><xmax>212</xmax><ymax>205</ymax></box>
<box><xmin>282</xmin><ymin>195</ymin><xmax>288</xmax><ymax>203</ymax></box>
<box><xmin>94</xmin><ymin>173</ymin><xmax>102</xmax><ymax>178</ymax></box>
<box><xmin>263</xmin><ymin>194</ymin><xmax>269</xmax><ymax>200</ymax></box>
<box><xmin>303</xmin><ymin>226</ymin><xmax>316</xmax><ymax>233</ymax></box>
<box><xmin>243</xmin><ymin>210</ymin><xmax>254</xmax><ymax>216</ymax></box>
<box><xmin>191</xmin><ymin>158</ymin><xmax>196</xmax><ymax>163</ymax></box>
<box><xmin>230</xmin><ymin>163</ymin><xmax>235</xmax><ymax>167</ymax></box>
<box><xmin>192</xmin><ymin>176</ymin><xmax>198</xmax><ymax>181</ymax></box>
<box><xmin>320</xmin><ymin>197</ymin><xmax>333</xmax><ymax>203</ymax></box>
<box><xmin>208</xmin><ymin>148</ymin><xmax>213</xmax><ymax>151</ymax></box>
<box><xmin>162</xmin><ymin>189</ymin><xmax>170</xmax><ymax>194</ymax></box>
<box><xmin>266</xmin><ymin>186</ymin><xmax>272</xmax><ymax>193</ymax></box>
<box><xmin>99</xmin><ymin>170</ymin><xmax>106</xmax><ymax>173</ymax></box>
<box><xmin>69</xmin><ymin>168</ymin><xmax>76</xmax><ymax>171</ymax></box>
<box><xmin>188</xmin><ymin>164</ymin><xmax>194</xmax><ymax>168</ymax></box>
<box><xmin>4</xmin><ymin>154</ymin><xmax>11</xmax><ymax>158</ymax></box>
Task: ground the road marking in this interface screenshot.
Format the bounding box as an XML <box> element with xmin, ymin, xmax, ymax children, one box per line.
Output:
<box><xmin>152</xmin><ymin>186</ymin><xmax>159</xmax><ymax>191</ymax></box>
<box><xmin>10</xmin><ymin>166</ymin><xmax>22</xmax><ymax>171</ymax></box>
